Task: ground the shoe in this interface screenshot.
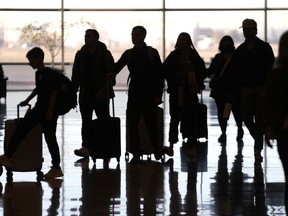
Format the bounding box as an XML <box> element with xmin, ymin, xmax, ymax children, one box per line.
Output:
<box><xmin>74</xmin><ymin>147</ymin><xmax>89</xmax><ymax>158</ymax></box>
<box><xmin>163</xmin><ymin>146</ymin><xmax>174</xmax><ymax>157</ymax></box>
<box><xmin>236</xmin><ymin>128</ymin><xmax>244</xmax><ymax>141</ymax></box>
<box><xmin>43</xmin><ymin>179</ymin><xmax>63</xmax><ymax>189</ymax></box>
<box><xmin>44</xmin><ymin>167</ymin><xmax>64</xmax><ymax>179</ymax></box>
<box><xmin>254</xmin><ymin>150</ymin><xmax>263</xmax><ymax>162</ymax></box>
<box><xmin>0</xmin><ymin>154</ymin><xmax>11</xmax><ymax>168</ymax></box>
<box><xmin>218</xmin><ymin>134</ymin><xmax>227</xmax><ymax>143</ymax></box>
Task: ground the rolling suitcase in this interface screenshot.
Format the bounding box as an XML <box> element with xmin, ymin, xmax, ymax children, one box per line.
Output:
<box><xmin>125</xmin><ymin>106</ymin><xmax>164</xmax><ymax>161</ymax></box>
<box><xmin>87</xmin><ymin>96</ymin><xmax>121</xmax><ymax>163</ymax></box>
<box><xmin>197</xmin><ymin>91</ymin><xmax>208</xmax><ymax>140</ymax></box>
<box><xmin>3</xmin><ymin>105</ymin><xmax>43</xmax><ymax>179</ymax></box>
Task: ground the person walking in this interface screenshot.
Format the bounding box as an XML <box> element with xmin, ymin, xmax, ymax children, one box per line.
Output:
<box><xmin>0</xmin><ymin>47</ymin><xmax>63</xmax><ymax>179</ymax></box>
<box><xmin>208</xmin><ymin>35</ymin><xmax>244</xmax><ymax>143</ymax></box>
<box><xmin>265</xmin><ymin>30</ymin><xmax>288</xmax><ymax>213</ymax></box>
<box><xmin>110</xmin><ymin>25</ymin><xmax>164</xmax><ymax>163</ymax></box>
<box><xmin>162</xmin><ymin>32</ymin><xmax>206</xmax><ymax>157</ymax></box>
<box><xmin>71</xmin><ymin>29</ymin><xmax>115</xmax><ymax>158</ymax></box>
<box><xmin>229</xmin><ymin>19</ymin><xmax>275</xmax><ymax>161</ymax></box>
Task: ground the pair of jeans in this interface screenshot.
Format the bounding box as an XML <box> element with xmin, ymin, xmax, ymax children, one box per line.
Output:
<box><xmin>79</xmin><ymin>97</ymin><xmax>110</xmax><ymax>148</ymax></box>
<box><xmin>241</xmin><ymin>86</ymin><xmax>264</xmax><ymax>151</ymax></box>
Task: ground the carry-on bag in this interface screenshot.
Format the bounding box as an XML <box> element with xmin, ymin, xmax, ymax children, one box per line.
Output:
<box><xmin>87</xmin><ymin>84</ymin><xmax>121</xmax><ymax>163</ymax></box>
<box><xmin>125</xmin><ymin>106</ymin><xmax>164</xmax><ymax>161</ymax></box>
<box><xmin>3</xmin><ymin>104</ymin><xmax>43</xmax><ymax>179</ymax></box>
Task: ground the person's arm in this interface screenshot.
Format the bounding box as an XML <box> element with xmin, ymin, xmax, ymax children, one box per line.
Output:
<box><xmin>19</xmin><ymin>88</ymin><xmax>37</xmax><ymax>106</ymax></box>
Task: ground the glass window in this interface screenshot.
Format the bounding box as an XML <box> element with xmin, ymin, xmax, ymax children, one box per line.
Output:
<box><xmin>165</xmin><ymin>0</ymin><xmax>265</xmax><ymax>9</ymax></box>
<box><xmin>0</xmin><ymin>12</ymin><xmax>62</xmax><ymax>63</ymax></box>
<box><xmin>268</xmin><ymin>0</ymin><xmax>288</xmax><ymax>8</ymax></box>
<box><xmin>267</xmin><ymin>10</ymin><xmax>288</xmax><ymax>57</ymax></box>
<box><xmin>64</xmin><ymin>11</ymin><xmax>164</xmax><ymax>62</ymax></box>
<box><xmin>64</xmin><ymin>0</ymin><xmax>162</xmax><ymax>9</ymax></box>
<box><xmin>1</xmin><ymin>0</ymin><xmax>61</xmax><ymax>8</ymax></box>
<box><xmin>164</xmin><ymin>11</ymin><xmax>267</xmax><ymax>62</ymax></box>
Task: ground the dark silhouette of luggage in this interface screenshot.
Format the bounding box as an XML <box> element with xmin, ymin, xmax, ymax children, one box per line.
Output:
<box><xmin>125</xmin><ymin>107</ymin><xmax>164</xmax><ymax>161</ymax></box>
<box><xmin>2</xmin><ymin>105</ymin><xmax>43</xmax><ymax>180</ymax></box>
<box><xmin>87</xmin><ymin>96</ymin><xmax>121</xmax><ymax>163</ymax></box>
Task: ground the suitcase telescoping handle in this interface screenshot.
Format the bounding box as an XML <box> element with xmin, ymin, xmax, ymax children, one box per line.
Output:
<box><xmin>17</xmin><ymin>104</ymin><xmax>31</xmax><ymax>120</ymax></box>
<box><xmin>107</xmin><ymin>79</ymin><xmax>115</xmax><ymax>117</ymax></box>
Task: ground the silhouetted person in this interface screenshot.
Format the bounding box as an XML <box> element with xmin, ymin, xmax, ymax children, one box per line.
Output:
<box><xmin>163</xmin><ymin>32</ymin><xmax>206</xmax><ymax>158</ymax></box>
<box><xmin>265</xmin><ymin>30</ymin><xmax>288</xmax><ymax>213</ymax></box>
<box><xmin>0</xmin><ymin>47</ymin><xmax>63</xmax><ymax>179</ymax></box>
<box><xmin>110</xmin><ymin>26</ymin><xmax>164</xmax><ymax>163</ymax></box>
<box><xmin>72</xmin><ymin>29</ymin><xmax>115</xmax><ymax>158</ymax></box>
<box><xmin>229</xmin><ymin>19</ymin><xmax>275</xmax><ymax>161</ymax></box>
<box><xmin>208</xmin><ymin>35</ymin><xmax>243</xmax><ymax>143</ymax></box>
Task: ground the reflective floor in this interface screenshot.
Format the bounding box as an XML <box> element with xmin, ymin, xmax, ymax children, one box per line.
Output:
<box><xmin>0</xmin><ymin>89</ymin><xmax>286</xmax><ymax>216</ymax></box>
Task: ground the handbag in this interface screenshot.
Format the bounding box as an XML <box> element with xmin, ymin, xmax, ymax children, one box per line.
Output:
<box><xmin>209</xmin><ymin>55</ymin><xmax>232</xmax><ymax>89</ymax></box>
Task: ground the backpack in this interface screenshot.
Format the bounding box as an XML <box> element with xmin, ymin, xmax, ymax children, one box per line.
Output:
<box><xmin>52</xmin><ymin>69</ymin><xmax>77</xmax><ymax>115</ymax></box>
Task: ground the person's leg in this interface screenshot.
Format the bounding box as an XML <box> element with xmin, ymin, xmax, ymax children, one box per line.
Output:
<box><xmin>241</xmin><ymin>87</ymin><xmax>257</xmax><ymax>139</ymax></box>
<box><xmin>165</xmin><ymin>93</ymin><xmax>181</xmax><ymax>156</ymax></box>
<box><xmin>232</xmin><ymin>96</ymin><xmax>244</xmax><ymax>141</ymax></box>
<box><xmin>126</xmin><ymin>98</ymin><xmax>142</xmax><ymax>162</ymax></box>
<box><xmin>215</xmin><ymin>98</ymin><xmax>227</xmax><ymax>143</ymax></box>
<box><xmin>254</xmin><ymin>88</ymin><xmax>265</xmax><ymax>159</ymax></box>
<box><xmin>42</xmin><ymin>116</ymin><xmax>60</xmax><ymax>168</ymax></box>
<box><xmin>42</xmin><ymin>115</ymin><xmax>63</xmax><ymax>178</ymax></box>
<box><xmin>74</xmin><ymin>97</ymin><xmax>93</xmax><ymax>157</ymax></box>
<box><xmin>94</xmin><ymin>99</ymin><xmax>110</xmax><ymax>119</ymax></box>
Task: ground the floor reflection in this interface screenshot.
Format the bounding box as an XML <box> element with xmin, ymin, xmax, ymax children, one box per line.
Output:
<box><xmin>0</xmin><ymin>90</ymin><xmax>286</xmax><ymax>215</ymax></box>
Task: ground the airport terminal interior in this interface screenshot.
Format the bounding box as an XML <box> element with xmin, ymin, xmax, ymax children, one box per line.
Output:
<box><xmin>1</xmin><ymin>1</ymin><xmax>288</xmax><ymax>215</ymax></box>
<box><xmin>0</xmin><ymin>88</ymin><xmax>285</xmax><ymax>215</ymax></box>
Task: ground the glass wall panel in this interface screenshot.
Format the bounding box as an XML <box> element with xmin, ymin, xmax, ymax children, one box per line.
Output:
<box><xmin>1</xmin><ymin>0</ymin><xmax>60</xmax><ymax>9</ymax></box>
<box><xmin>165</xmin><ymin>0</ymin><xmax>264</xmax><ymax>9</ymax></box>
<box><xmin>64</xmin><ymin>0</ymin><xmax>162</xmax><ymax>9</ymax></box>
<box><xmin>268</xmin><ymin>0</ymin><xmax>288</xmax><ymax>8</ymax></box>
<box><xmin>0</xmin><ymin>11</ymin><xmax>62</xmax><ymax>63</ymax></box>
<box><xmin>165</xmin><ymin>11</ymin><xmax>267</xmax><ymax>62</ymax></box>
<box><xmin>64</xmin><ymin>11</ymin><xmax>164</xmax><ymax>62</ymax></box>
<box><xmin>267</xmin><ymin>10</ymin><xmax>288</xmax><ymax>57</ymax></box>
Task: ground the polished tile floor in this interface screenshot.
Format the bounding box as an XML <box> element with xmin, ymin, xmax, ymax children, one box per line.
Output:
<box><xmin>0</xmin><ymin>89</ymin><xmax>286</xmax><ymax>216</ymax></box>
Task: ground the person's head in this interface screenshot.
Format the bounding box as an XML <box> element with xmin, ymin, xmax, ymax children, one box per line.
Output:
<box><xmin>175</xmin><ymin>32</ymin><xmax>193</xmax><ymax>50</ymax></box>
<box><xmin>277</xmin><ymin>31</ymin><xmax>288</xmax><ymax>67</ymax></box>
<box><xmin>240</xmin><ymin>18</ymin><xmax>257</xmax><ymax>39</ymax></box>
<box><xmin>219</xmin><ymin>35</ymin><xmax>235</xmax><ymax>53</ymax></box>
<box><xmin>131</xmin><ymin>26</ymin><xmax>146</xmax><ymax>46</ymax></box>
<box><xmin>26</xmin><ymin>47</ymin><xmax>45</xmax><ymax>69</ymax></box>
<box><xmin>85</xmin><ymin>29</ymin><xmax>99</xmax><ymax>47</ymax></box>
